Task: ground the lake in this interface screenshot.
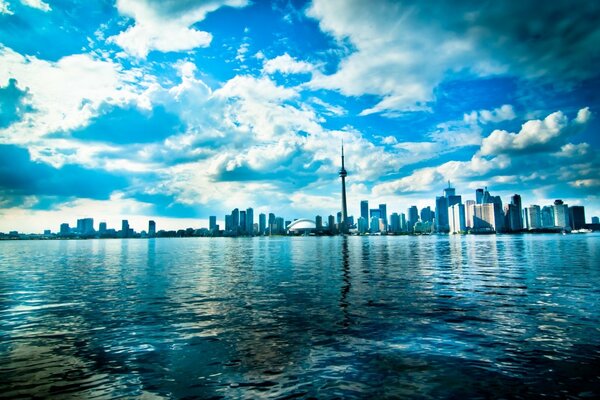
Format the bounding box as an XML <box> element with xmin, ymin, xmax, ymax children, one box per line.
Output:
<box><xmin>1</xmin><ymin>234</ymin><xmax>599</xmax><ymax>398</ymax></box>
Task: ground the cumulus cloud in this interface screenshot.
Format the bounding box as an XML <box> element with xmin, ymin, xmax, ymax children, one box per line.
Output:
<box><xmin>307</xmin><ymin>0</ymin><xmax>600</xmax><ymax>115</ymax></box>
<box><xmin>464</xmin><ymin>105</ymin><xmax>516</xmax><ymax>124</ymax></box>
<box><xmin>20</xmin><ymin>0</ymin><xmax>50</xmax><ymax>12</ymax></box>
<box><xmin>263</xmin><ymin>53</ymin><xmax>314</xmax><ymax>75</ymax></box>
<box><xmin>480</xmin><ymin>107</ymin><xmax>591</xmax><ymax>156</ymax></box>
<box><xmin>0</xmin><ymin>0</ymin><xmax>13</xmax><ymax>14</ymax></box>
<box><xmin>109</xmin><ymin>0</ymin><xmax>249</xmax><ymax>58</ymax></box>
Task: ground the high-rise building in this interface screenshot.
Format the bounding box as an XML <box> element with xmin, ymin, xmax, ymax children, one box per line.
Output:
<box><xmin>259</xmin><ymin>213</ymin><xmax>266</xmax><ymax>235</ymax></box>
<box><xmin>357</xmin><ymin>217</ymin><xmax>368</xmax><ymax>234</ymax></box>
<box><xmin>449</xmin><ymin>203</ymin><xmax>466</xmax><ymax>234</ymax></box>
<box><xmin>77</xmin><ymin>218</ymin><xmax>94</xmax><ymax>235</ymax></box>
<box><xmin>435</xmin><ymin>195</ymin><xmax>449</xmax><ymax>232</ymax></box>
<box><xmin>465</xmin><ymin>200</ymin><xmax>475</xmax><ymax>229</ymax></box>
<box><xmin>60</xmin><ymin>223</ymin><xmax>70</xmax><ymax>235</ymax></box>
<box><xmin>225</xmin><ymin>215</ymin><xmax>232</xmax><ymax>232</ymax></box>
<box><xmin>339</xmin><ymin>143</ymin><xmax>349</xmax><ymax>234</ymax></box>
<box><xmin>476</xmin><ymin>188</ymin><xmax>484</xmax><ymax>204</ymax></box>
<box><xmin>328</xmin><ymin>215</ymin><xmax>336</xmax><ymax>234</ymax></box>
<box><xmin>99</xmin><ymin>222</ymin><xmax>107</xmax><ymax>233</ymax></box>
<box><xmin>510</xmin><ymin>194</ymin><xmax>523</xmax><ymax>230</ymax></box>
<box><xmin>275</xmin><ymin>217</ymin><xmax>285</xmax><ymax>234</ymax></box>
<box><xmin>232</xmin><ymin>208</ymin><xmax>239</xmax><ymax>234</ymax></box>
<box><xmin>553</xmin><ymin>200</ymin><xmax>570</xmax><ymax>229</ymax></box>
<box><xmin>369</xmin><ymin>209</ymin><xmax>381</xmax><ymax>219</ymax></box>
<box><xmin>336</xmin><ymin>211</ymin><xmax>342</xmax><ymax>225</ymax></box>
<box><xmin>378</xmin><ymin>204</ymin><xmax>387</xmax><ymax>231</ymax></box>
<box><xmin>471</xmin><ymin>203</ymin><xmax>496</xmax><ymax>232</ymax></box>
<box><xmin>239</xmin><ymin>210</ymin><xmax>246</xmax><ymax>234</ymax></box>
<box><xmin>527</xmin><ymin>205</ymin><xmax>542</xmax><ymax>229</ymax></box>
<box><xmin>592</xmin><ymin>216</ymin><xmax>599</xmax><ymax>224</ymax></box>
<box><xmin>390</xmin><ymin>213</ymin><xmax>400</xmax><ymax>233</ymax></box>
<box><xmin>569</xmin><ymin>206</ymin><xmax>585</xmax><ymax>230</ymax></box>
<box><xmin>315</xmin><ymin>215</ymin><xmax>323</xmax><ymax>232</ymax></box>
<box><xmin>420</xmin><ymin>206</ymin><xmax>433</xmax><ymax>223</ymax></box>
<box><xmin>121</xmin><ymin>220</ymin><xmax>130</xmax><ymax>238</ymax></box>
<box><xmin>399</xmin><ymin>213</ymin><xmax>406</xmax><ymax>232</ymax></box>
<box><xmin>408</xmin><ymin>206</ymin><xmax>419</xmax><ymax>232</ymax></box>
<box><xmin>209</xmin><ymin>216</ymin><xmax>217</xmax><ymax>232</ymax></box>
<box><xmin>148</xmin><ymin>220</ymin><xmax>156</xmax><ymax>237</ymax></box>
<box><xmin>541</xmin><ymin>206</ymin><xmax>554</xmax><ymax>227</ymax></box>
<box><xmin>360</xmin><ymin>200</ymin><xmax>369</xmax><ymax>222</ymax></box>
<box><xmin>504</xmin><ymin>204</ymin><xmax>521</xmax><ymax>232</ymax></box>
<box><xmin>246</xmin><ymin>208</ymin><xmax>254</xmax><ymax>235</ymax></box>
<box><xmin>369</xmin><ymin>217</ymin><xmax>380</xmax><ymax>233</ymax></box>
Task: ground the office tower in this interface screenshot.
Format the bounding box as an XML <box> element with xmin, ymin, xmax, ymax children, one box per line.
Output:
<box><xmin>527</xmin><ymin>205</ymin><xmax>542</xmax><ymax>229</ymax></box>
<box><xmin>553</xmin><ymin>200</ymin><xmax>570</xmax><ymax>229</ymax></box>
<box><xmin>77</xmin><ymin>218</ymin><xmax>94</xmax><ymax>235</ymax></box>
<box><xmin>328</xmin><ymin>215</ymin><xmax>336</xmax><ymax>234</ymax></box>
<box><xmin>268</xmin><ymin>213</ymin><xmax>276</xmax><ymax>234</ymax></box>
<box><xmin>369</xmin><ymin>217</ymin><xmax>380</xmax><ymax>233</ymax></box>
<box><xmin>444</xmin><ymin>182</ymin><xmax>455</xmax><ymax>197</ymax></box>
<box><xmin>337</xmin><ymin>211</ymin><xmax>342</xmax><ymax>225</ymax></box>
<box><xmin>121</xmin><ymin>220</ymin><xmax>130</xmax><ymax>238</ymax></box>
<box><xmin>435</xmin><ymin>196</ymin><xmax>449</xmax><ymax>232</ymax></box>
<box><xmin>541</xmin><ymin>206</ymin><xmax>554</xmax><ymax>227</ymax></box>
<box><xmin>275</xmin><ymin>217</ymin><xmax>285</xmax><ymax>234</ymax></box>
<box><xmin>465</xmin><ymin>200</ymin><xmax>475</xmax><ymax>229</ymax></box>
<box><xmin>60</xmin><ymin>223</ymin><xmax>70</xmax><ymax>235</ymax></box>
<box><xmin>357</xmin><ymin>217</ymin><xmax>368</xmax><ymax>234</ymax></box>
<box><xmin>347</xmin><ymin>216</ymin><xmax>354</xmax><ymax>227</ymax></box>
<box><xmin>99</xmin><ymin>222</ymin><xmax>107</xmax><ymax>234</ymax></box>
<box><xmin>399</xmin><ymin>213</ymin><xmax>407</xmax><ymax>232</ymax></box>
<box><xmin>420</xmin><ymin>206</ymin><xmax>433</xmax><ymax>223</ymax></box>
<box><xmin>259</xmin><ymin>213</ymin><xmax>266</xmax><ymax>235</ymax></box>
<box><xmin>246</xmin><ymin>208</ymin><xmax>254</xmax><ymax>235</ymax></box>
<box><xmin>232</xmin><ymin>208</ymin><xmax>240</xmax><ymax>234</ymax></box>
<box><xmin>569</xmin><ymin>206</ymin><xmax>585</xmax><ymax>230</ymax></box>
<box><xmin>360</xmin><ymin>200</ymin><xmax>369</xmax><ymax>221</ymax></box>
<box><xmin>225</xmin><ymin>215</ymin><xmax>232</xmax><ymax>232</ymax></box>
<box><xmin>209</xmin><ymin>216</ymin><xmax>217</xmax><ymax>232</ymax></box>
<box><xmin>522</xmin><ymin>208</ymin><xmax>529</xmax><ymax>229</ymax></box>
<box><xmin>315</xmin><ymin>215</ymin><xmax>323</xmax><ymax>233</ymax></box>
<box><xmin>408</xmin><ymin>206</ymin><xmax>419</xmax><ymax>232</ymax></box>
<box><xmin>504</xmin><ymin>204</ymin><xmax>521</xmax><ymax>232</ymax></box>
<box><xmin>510</xmin><ymin>194</ymin><xmax>523</xmax><ymax>230</ymax></box>
<box><xmin>449</xmin><ymin>203</ymin><xmax>466</xmax><ymax>234</ymax></box>
<box><xmin>148</xmin><ymin>220</ymin><xmax>156</xmax><ymax>237</ymax></box>
<box><xmin>390</xmin><ymin>213</ymin><xmax>400</xmax><ymax>233</ymax></box>
<box><xmin>591</xmin><ymin>216</ymin><xmax>599</xmax><ymax>224</ymax></box>
<box><xmin>444</xmin><ymin>181</ymin><xmax>461</xmax><ymax>207</ymax></box>
<box><xmin>369</xmin><ymin>209</ymin><xmax>381</xmax><ymax>219</ymax></box>
<box><xmin>476</xmin><ymin>188</ymin><xmax>484</xmax><ymax>204</ymax></box>
<box><xmin>378</xmin><ymin>204</ymin><xmax>388</xmax><ymax>230</ymax></box>
<box><xmin>239</xmin><ymin>210</ymin><xmax>246</xmax><ymax>234</ymax></box>
<box><xmin>339</xmin><ymin>143</ymin><xmax>349</xmax><ymax>234</ymax></box>
<box><xmin>472</xmin><ymin>203</ymin><xmax>496</xmax><ymax>232</ymax></box>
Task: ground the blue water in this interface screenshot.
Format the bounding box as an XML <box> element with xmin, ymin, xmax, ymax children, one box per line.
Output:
<box><xmin>1</xmin><ymin>234</ymin><xmax>599</xmax><ymax>399</ymax></box>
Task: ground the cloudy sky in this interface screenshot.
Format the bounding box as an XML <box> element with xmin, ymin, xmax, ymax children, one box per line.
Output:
<box><xmin>1</xmin><ymin>0</ymin><xmax>599</xmax><ymax>233</ymax></box>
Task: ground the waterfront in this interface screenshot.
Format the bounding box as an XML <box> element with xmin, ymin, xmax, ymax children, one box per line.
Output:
<box><xmin>1</xmin><ymin>234</ymin><xmax>599</xmax><ymax>399</ymax></box>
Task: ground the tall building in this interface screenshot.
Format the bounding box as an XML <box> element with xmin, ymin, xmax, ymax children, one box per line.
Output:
<box><xmin>259</xmin><ymin>213</ymin><xmax>266</xmax><ymax>235</ymax></box>
<box><xmin>225</xmin><ymin>215</ymin><xmax>232</xmax><ymax>232</ymax></box>
<box><xmin>77</xmin><ymin>218</ymin><xmax>94</xmax><ymax>235</ymax></box>
<box><xmin>339</xmin><ymin>143</ymin><xmax>349</xmax><ymax>234</ymax></box>
<box><xmin>357</xmin><ymin>217</ymin><xmax>368</xmax><ymax>234</ymax></box>
<box><xmin>315</xmin><ymin>215</ymin><xmax>323</xmax><ymax>232</ymax></box>
<box><xmin>399</xmin><ymin>213</ymin><xmax>407</xmax><ymax>232</ymax></box>
<box><xmin>60</xmin><ymin>223</ymin><xmax>70</xmax><ymax>235</ymax></box>
<box><xmin>390</xmin><ymin>213</ymin><xmax>400</xmax><ymax>233</ymax></box>
<box><xmin>369</xmin><ymin>217</ymin><xmax>380</xmax><ymax>233</ymax></box>
<box><xmin>510</xmin><ymin>194</ymin><xmax>523</xmax><ymax>230</ymax></box>
<box><xmin>476</xmin><ymin>188</ymin><xmax>484</xmax><ymax>204</ymax></box>
<box><xmin>527</xmin><ymin>205</ymin><xmax>542</xmax><ymax>229</ymax></box>
<box><xmin>435</xmin><ymin>195</ymin><xmax>449</xmax><ymax>232</ymax></box>
<box><xmin>232</xmin><ymin>208</ymin><xmax>240</xmax><ymax>234</ymax></box>
<box><xmin>209</xmin><ymin>216</ymin><xmax>217</xmax><ymax>232</ymax></box>
<box><xmin>328</xmin><ymin>215</ymin><xmax>336</xmax><ymax>234</ymax></box>
<box><xmin>369</xmin><ymin>209</ymin><xmax>381</xmax><ymax>219</ymax></box>
<box><xmin>378</xmin><ymin>204</ymin><xmax>387</xmax><ymax>231</ymax></box>
<box><xmin>148</xmin><ymin>220</ymin><xmax>156</xmax><ymax>236</ymax></box>
<box><xmin>553</xmin><ymin>200</ymin><xmax>570</xmax><ymax>229</ymax></box>
<box><xmin>592</xmin><ymin>216</ymin><xmax>599</xmax><ymax>224</ymax></box>
<box><xmin>504</xmin><ymin>204</ymin><xmax>521</xmax><ymax>232</ymax></box>
<box><xmin>471</xmin><ymin>203</ymin><xmax>496</xmax><ymax>232</ymax></box>
<box><xmin>465</xmin><ymin>200</ymin><xmax>475</xmax><ymax>229</ymax></box>
<box><xmin>420</xmin><ymin>206</ymin><xmax>433</xmax><ymax>223</ymax></box>
<box><xmin>541</xmin><ymin>206</ymin><xmax>554</xmax><ymax>227</ymax></box>
<box><xmin>99</xmin><ymin>222</ymin><xmax>107</xmax><ymax>234</ymax></box>
<box><xmin>407</xmin><ymin>206</ymin><xmax>419</xmax><ymax>232</ymax></box>
<box><xmin>246</xmin><ymin>208</ymin><xmax>254</xmax><ymax>235</ymax></box>
<box><xmin>449</xmin><ymin>203</ymin><xmax>466</xmax><ymax>234</ymax></box>
<box><xmin>360</xmin><ymin>200</ymin><xmax>369</xmax><ymax>221</ymax></box>
<box><xmin>239</xmin><ymin>210</ymin><xmax>246</xmax><ymax>234</ymax></box>
<box><xmin>121</xmin><ymin>220</ymin><xmax>130</xmax><ymax>238</ymax></box>
<box><xmin>569</xmin><ymin>206</ymin><xmax>585</xmax><ymax>230</ymax></box>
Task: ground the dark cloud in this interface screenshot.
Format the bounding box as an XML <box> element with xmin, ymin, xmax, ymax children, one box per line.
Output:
<box><xmin>0</xmin><ymin>144</ymin><xmax>129</xmax><ymax>200</ymax></box>
<box><xmin>0</xmin><ymin>78</ymin><xmax>33</xmax><ymax>128</ymax></box>
<box><xmin>70</xmin><ymin>105</ymin><xmax>183</xmax><ymax>144</ymax></box>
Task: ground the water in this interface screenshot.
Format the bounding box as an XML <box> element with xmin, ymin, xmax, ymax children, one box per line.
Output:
<box><xmin>1</xmin><ymin>234</ymin><xmax>599</xmax><ymax>399</ymax></box>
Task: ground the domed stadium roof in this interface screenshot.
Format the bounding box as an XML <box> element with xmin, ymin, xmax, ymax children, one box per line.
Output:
<box><xmin>287</xmin><ymin>218</ymin><xmax>317</xmax><ymax>232</ymax></box>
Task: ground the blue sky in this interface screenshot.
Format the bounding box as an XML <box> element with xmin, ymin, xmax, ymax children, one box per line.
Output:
<box><xmin>0</xmin><ymin>0</ymin><xmax>599</xmax><ymax>232</ymax></box>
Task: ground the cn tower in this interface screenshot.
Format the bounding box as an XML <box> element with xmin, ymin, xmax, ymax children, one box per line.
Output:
<box><xmin>339</xmin><ymin>142</ymin><xmax>348</xmax><ymax>234</ymax></box>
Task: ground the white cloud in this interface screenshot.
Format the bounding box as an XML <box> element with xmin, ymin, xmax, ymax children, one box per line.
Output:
<box><xmin>20</xmin><ymin>0</ymin><xmax>50</xmax><ymax>12</ymax></box>
<box><xmin>109</xmin><ymin>0</ymin><xmax>249</xmax><ymax>58</ymax></box>
<box><xmin>479</xmin><ymin>108</ymin><xmax>590</xmax><ymax>156</ymax></box>
<box><xmin>464</xmin><ymin>104</ymin><xmax>516</xmax><ymax>124</ymax></box>
<box><xmin>0</xmin><ymin>0</ymin><xmax>13</xmax><ymax>14</ymax></box>
<box><xmin>263</xmin><ymin>53</ymin><xmax>314</xmax><ymax>75</ymax></box>
<box><xmin>0</xmin><ymin>46</ymin><xmax>144</xmax><ymax>147</ymax></box>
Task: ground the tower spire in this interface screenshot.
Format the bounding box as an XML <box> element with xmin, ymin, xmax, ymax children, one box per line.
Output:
<box><xmin>339</xmin><ymin>140</ymin><xmax>348</xmax><ymax>234</ymax></box>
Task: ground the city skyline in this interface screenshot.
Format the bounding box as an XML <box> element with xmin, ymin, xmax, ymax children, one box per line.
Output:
<box><xmin>1</xmin><ymin>1</ymin><xmax>600</xmax><ymax>232</ymax></box>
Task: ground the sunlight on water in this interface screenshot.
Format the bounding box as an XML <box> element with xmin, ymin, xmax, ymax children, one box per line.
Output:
<box><xmin>1</xmin><ymin>234</ymin><xmax>599</xmax><ymax>398</ymax></box>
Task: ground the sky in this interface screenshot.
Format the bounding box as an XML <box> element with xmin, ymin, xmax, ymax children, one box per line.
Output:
<box><xmin>0</xmin><ymin>0</ymin><xmax>599</xmax><ymax>233</ymax></box>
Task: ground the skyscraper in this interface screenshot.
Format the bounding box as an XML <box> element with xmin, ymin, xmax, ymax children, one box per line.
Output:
<box><xmin>148</xmin><ymin>220</ymin><xmax>156</xmax><ymax>237</ymax></box>
<box><xmin>232</xmin><ymin>208</ymin><xmax>239</xmax><ymax>234</ymax></box>
<box><xmin>239</xmin><ymin>210</ymin><xmax>246</xmax><ymax>234</ymax></box>
<box><xmin>527</xmin><ymin>205</ymin><xmax>542</xmax><ymax>229</ymax></box>
<box><xmin>472</xmin><ymin>203</ymin><xmax>496</xmax><ymax>232</ymax></box>
<box><xmin>209</xmin><ymin>216</ymin><xmax>217</xmax><ymax>232</ymax></box>
<box><xmin>476</xmin><ymin>188</ymin><xmax>484</xmax><ymax>204</ymax></box>
<box><xmin>99</xmin><ymin>222</ymin><xmax>107</xmax><ymax>234</ymax></box>
<box><xmin>390</xmin><ymin>213</ymin><xmax>400</xmax><ymax>233</ymax></box>
<box><xmin>328</xmin><ymin>215</ymin><xmax>336</xmax><ymax>234</ymax></box>
<box><xmin>339</xmin><ymin>143</ymin><xmax>349</xmax><ymax>234</ymax></box>
<box><xmin>465</xmin><ymin>200</ymin><xmax>475</xmax><ymax>229</ymax></box>
<box><xmin>435</xmin><ymin>195</ymin><xmax>449</xmax><ymax>232</ymax></box>
<box><xmin>568</xmin><ymin>206</ymin><xmax>585</xmax><ymax>230</ymax></box>
<box><xmin>259</xmin><ymin>213</ymin><xmax>266</xmax><ymax>235</ymax></box>
<box><xmin>360</xmin><ymin>200</ymin><xmax>369</xmax><ymax>222</ymax></box>
<box><xmin>449</xmin><ymin>203</ymin><xmax>466</xmax><ymax>234</ymax></box>
<box><xmin>511</xmin><ymin>194</ymin><xmax>523</xmax><ymax>230</ymax></box>
<box><xmin>408</xmin><ymin>206</ymin><xmax>419</xmax><ymax>232</ymax></box>
<box><xmin>553</xmin><ymin>200</ymin><xmax>570</xmax><ymax>229</ymax></box>
<box><xmin>315</xmin><ymin>215</ymin><xmax>323</xmax><ymax>232</ymax></box>
<box><xmin>420</xmin><ymin>206</ymin><xmax>433</xmax><ymax>223</ymax></box>
<box><xmin>121</xmin><ymin>220</ymin><xmax>129</xmax><ymax>238</ymax></box>
<box><xmin>246</xmin><ymin>208</ymin><xmax>254</xmax><ymax>235</ymax></box>
<box><xmin>378</xmin><ymin>204</ymin><xmax>387</xmax><ymax>231</ymax></box>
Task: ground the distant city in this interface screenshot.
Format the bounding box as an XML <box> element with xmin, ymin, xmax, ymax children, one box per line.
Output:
<box><xmin>1</xmin><ymin>146</ymin><xmax>599</xmax><ymax>239</ymax></box>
